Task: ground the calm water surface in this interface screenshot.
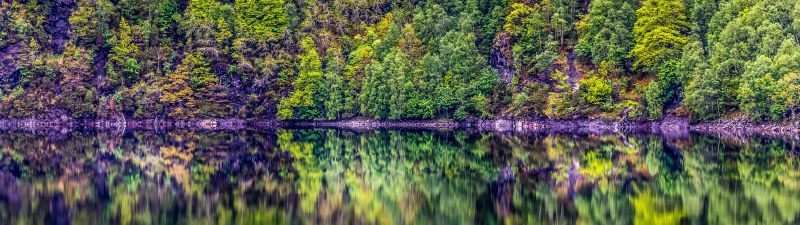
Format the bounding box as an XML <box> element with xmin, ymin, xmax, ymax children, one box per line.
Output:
<box><xmin>0</xmin><ymin>129</ymin><xmax>799</xmax><ymax>225</ymax></box>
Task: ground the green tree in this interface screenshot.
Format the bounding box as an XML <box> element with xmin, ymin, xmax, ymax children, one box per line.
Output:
<box><xmin>321</xmin><ymin>47</ymin><xmax>346</xmax><ymax>120</ymax></box>
<box><xmin>434</xmin><ymin>31</ymin><xmax>497</xmax><ymax>119</ymax></box>
<box><xmin>106</xmin><ymin>18</ymin><xmax>141</xmax><ymax>88</ymax></box>
<box><xmin>234</xmin><ymin>0</ymin><xmax>288</xmax><ymax>41</ymax></box>
<box><xmin>278</xmin><ymin>37</ymin><xmax>324</xmax><ymax>120</ymax></box>
<box><xmin>646</xmin><ymin>61</ymin><xmax>681</xmax><ymax>119</ymax></box>
<box><xmin>737</xmin><ymin>56</ymin><xmax>782</xmax><ymax>121</ymax></box>
<box><xmin>504</xmin><ymin>3</ymin><xmax>558</xmax><ymax>76</ymax></box>
<box><xmin>359</xmin><ymin>49</ymin><xmax>412</xmax><ymax>119</ymax></box>
<box><xmin>386</xmin><ymin>51</ymin><xmax>412</xmax><ymax>119</ymax></box>
<box><xmin>359</xmin><ymin>58</ymin><xmax>391</xmax><ymax>119</ymax></box>
<box><xmin>549</xmin><ymin>0</ymin><xmax>579</xmax><ymax>44</ymax></box>
<box><xmin>580</xmin><ymin>75</ymin><xmax>613</xmax><ymax>106</ymax></box>
<box><xmin>412</xmin><ymin>3</ymin><xmax>453</xmax><ymax>45</ymax></box>
<box><xmin>683</xmin><ymin>70</ymin><xmax>723</xmax><ymax>121</ymax></box>
<box><xmin>685</xmin><ymin>0</ymin><xmax>718</xmax><ymax>44</ymax></box>
<box><xmin>575</xmin><ymin>0</ymin><xmax>636</xmax><ymax>71</ymax></box>
<box><xmin>793</xmin><ymin>1</ymin><xmax>800</xmax><ymax>38</ymax></box>
<box><xmin>69</xmin><ymin>1</ymin><xmax>101</xmax><ymax>48</ymax></box>
<box><xmin>189</xmin><ymin>53</ymin><xmax>230</xmax><ymax>117</ymax></box>
<box><xmin>477</xmin><ymin>0</ymin><xmax>509</xmax><ymax>54</ymax></box>
<box><xmin>629</xmin><ymin>0</ymin><xmax>690</xmax><ymax>72</ymax></box>
<box><xmin>777</xmin><ymin>72</ymin><xmax>800</xmax><ymax>120</ymax></box>
<box><xmin>343</xmin><ymin>44</ymin><xmax>375</xmax><ymax>117</ymax></box>
<box><xmin>699</xmin><ymin>19</ymin><xmax>756</xmax><ymax>119</ymax></box>
<box><xmin>544</xmin><ymin>69</ymin><xmax>576</xmax><ymax>119</ymax></box>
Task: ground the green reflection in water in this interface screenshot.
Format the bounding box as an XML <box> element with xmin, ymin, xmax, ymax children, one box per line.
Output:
<box><xmin>0</xmin><ymin>130</ymin><xmax>798</xmax><ymax>225</ymax></box>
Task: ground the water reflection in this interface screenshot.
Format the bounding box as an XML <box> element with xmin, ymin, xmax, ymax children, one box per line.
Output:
<box><xmin>0</xmin><ymin>130</ymin><xmax>798</xmax><ymax>225</ymax></box>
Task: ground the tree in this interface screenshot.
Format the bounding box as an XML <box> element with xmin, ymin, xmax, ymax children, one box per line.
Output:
<box><xmin>700</xmin><ymin>19</ymin><xmax>756</xmax><ymax>118</ymax></box>
<box><xmin>685</xmin><ymin>0</ymin><xmax>718</xmax><ymax>44</ymax></box>
<box><xmin>106</xmin><ymin>18</ymin><xmax>141</xmax><ymax>88</ymax></box>
<box><xmin>359</xmin><ymin>58</ymin><xmax>391</xmax><ymax>118</ymax></box>
<box><xmin>188</xmin><ymin>53</ymin><xmax>230</xmax><ymax>117</ymax></box>
<box><xmin>504</xmin><ymin>3</ymin><xmax>558</xmax><ymax>76</ymax></box>
<box><xmin>549</xmin><ymin>0</ymin><xmax>580</xmax><ymax>45</ymax></box>
<box><xmin>58</xmin><ymin>46</ymin><xmax>96</xmax><ymax>118</ymax></box>
<box><xmin>793</xmin><ymin>1</ymin><xmax>800</xmax><ymax>39</ymax></box>
<box><xmin>580</xmin><ymin>75</ymin><xmax>613</xmax><ymax>106</ymax></box>
<box><xmin>629</xmin><ymin>0</ymin><xmax>690</xmax><ymax>72</ymax></box>
<box><xmin>646</xmin><ymin>61</ymin><xmax>681</xmax><ymax>119</ymax></box>
<box><xmin>412</xmin><ymin>3</ymin><xmax>453</xmax><ymax>45</ymax></box>
<box><xmin>544</xmin><ymin>69</ymin><xmax>576</xmax><ymax>119</ymax></box>
<box><xmin>234</xmin><ymin>0</ymin><xmax>288</xmax><ymax>41</ymax></box>
<box><xmin>321</xmin><ymin>47</ymin><xmax>347</xmax><ymax>120</ymax></box>
<box><xmin>278</xmin><ymin>37</ymin><xmax>324</xmax><ymax>120</ymax></box>
<box><xmin>777</xmin><ymin>72</ymin><xmax>800</xmax><ymax>120</ymax></box>
<box><xmin>398</xmin><ymin>24</ymin><xmax>425</xmax><ymax>59</ymax></box>
<box><xmin>770</xmin><ymin>37</ymin><xmax>800</xmax><ymax>120</ymax></box>
<box><xmin>678</xmin><ymin>40</ymin><xmax>706</xmax><ymax>88</ymax></box>
<box><xmin>575</xmin><ymin>0</ymin><xmax>636</xmax><ymax>71</ymax></box>
<box><xmin>683</xmin><ymin>69</ymin><xmax>723</xmax><ymax>121</ymax></box>
<box><xmin>434</xmin><ymin>30</ymin><xmax>497</xmax><ymax>119</ymax></box>
<box><xmin>772</xmin><ymin>37</ymin><xmax>800</xmax><ymax>77</ymax></box>
<box><xmin>477</xmin><ymin>0</ymin><xmax>508</xmax><ymax>54</ymax></box>
<box><xmin>160</xmin><ymin>54</ymin><xmax>198</xmax><ymax>118</ymax></box>
<box><xmin>360</xmin><ymin>49</ymin><xmax>412</xmax><ymax>119</ymax></box>
<box><xmin>737</xmin><ymin>56</ymin><xmax>781</xmax><ymax>121</ymax></box>
<box><xmin>386</xmin><ymin>51</ymin><xmax>412</xmax><ymax>119</ymax></box>
<box><xmin>343</xmin><ymin>44</ymin><xmax>375</xmax><ymax>117</ymax></box>
<box><xmin>69</xmin><ymin>1</ymin><xmax>101</xmax><ymax>48</ymax></box>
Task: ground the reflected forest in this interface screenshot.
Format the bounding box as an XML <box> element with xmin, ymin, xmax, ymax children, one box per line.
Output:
<box><xmin>1</xmin><ymin>130</ymin><xmax>799</xmax><ymax>225</ymax></box>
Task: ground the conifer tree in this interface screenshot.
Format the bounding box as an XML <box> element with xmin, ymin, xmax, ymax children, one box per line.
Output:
<box><xmin>278</xmin><ymin>37</ymin><xmax>324</xmax><ymax>119</ymax></box>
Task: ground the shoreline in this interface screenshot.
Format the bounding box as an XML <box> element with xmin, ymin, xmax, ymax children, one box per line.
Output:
<box><xmin>0</xmin><ymin>116</ymin><xmax>797</xmax><ymax>135</ymax></box>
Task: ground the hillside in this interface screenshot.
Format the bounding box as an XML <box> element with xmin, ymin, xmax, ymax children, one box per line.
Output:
<box><xmin>0</xmin><ymin>0</ymin><xmax>798</xmax><ymax>123</ymax></box>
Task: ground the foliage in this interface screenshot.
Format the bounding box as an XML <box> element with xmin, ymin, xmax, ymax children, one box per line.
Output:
<box><xmin>234</xmin><ymin>0</ymin><xmax>287</xmax><ymax>41</ymax></box>
<box><xmin>504</xmin><ymin>3</ymin><xmax>557</xmax><ymax>76</ymax></box>
<box><xmin>160</xmin><ymin>54</ymin><xmax>198</xmax><ymax>118</ymax></box>
<box><xmin>629</xmin><ymin>0</ymin><xmax>690</xmax><ymax>72</ymax></box>
<box><xmin>580</xmin><ymin>75</ymin><xmax>613</xmax><ymax>106</ymax></box>
<box><xmin>645</xmin><ymin>61</ymin><xmax>682</xmax><ymax>119</ymax></box>
<box><xmin>737</xmin><ymin>56</ymin><xmax>782</xmax><ymax>121</ymax></box>
<box><xmin>278</xmin><ymin>37</ymin><xmax>323</xmax><ymax>120</ymax></box>
<box><xmin>777</xmin><ymin>72</ymin><xmax>800</xmax><ymax>120</ymax></box>
<box><xmin>106</xmin><ymin>18</ymin><xmax>140</xmax><ymax>88</ymax></box>
<box><xmin>575</xmin><ymin>0</ymin><xmax>635</xmax><ymax>71</ymax></box>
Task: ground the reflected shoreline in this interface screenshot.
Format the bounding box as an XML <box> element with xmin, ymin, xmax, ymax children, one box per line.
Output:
<box><xmin>0</xmin><ymin>117</ymin><xmax>798</xmax><ymax>139</ymax></box>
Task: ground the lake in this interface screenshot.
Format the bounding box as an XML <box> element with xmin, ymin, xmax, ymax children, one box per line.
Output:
<box><xmin>0</xmin><ymin>129</ymin><xmax>798</xmax><ymax>225</ymax></box>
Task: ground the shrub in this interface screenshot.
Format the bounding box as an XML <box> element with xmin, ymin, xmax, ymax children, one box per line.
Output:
<box><xmin>580</xmin><ymin>75</ymin><xmax>613</xmax><ymax>105</ymax></box>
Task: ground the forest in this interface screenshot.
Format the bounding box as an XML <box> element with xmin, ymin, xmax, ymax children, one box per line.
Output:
<box><xmin>0</xmin><ymin>0</ymin><xmax>799</xmax><ymax>122</ymax></box>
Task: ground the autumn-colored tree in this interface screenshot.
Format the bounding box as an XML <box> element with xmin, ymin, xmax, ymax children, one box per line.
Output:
<box><xmin>59</xmin><ymin>46</ymin><xmax>97</xmax><ymax>118</ymax></box>
<box><xmin>160</xmin><ymin>54</ymin><xmax>199</xmax><ymax>118</ymax></box>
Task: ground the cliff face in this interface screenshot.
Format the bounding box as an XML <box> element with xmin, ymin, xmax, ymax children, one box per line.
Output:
<box><xmin>0</xmin><ymin>42</ymin><xmax>20</xmax><ymax>78</ymax></box>
<box><xmin>44</xmin><ymin>0</ymin><xmax>76</xmax><ymax>54</ymax></box>
<box><xmin>490</xmin><ymin>32</ymin><xmax>514</xmax><ymax>84</ymax></box>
